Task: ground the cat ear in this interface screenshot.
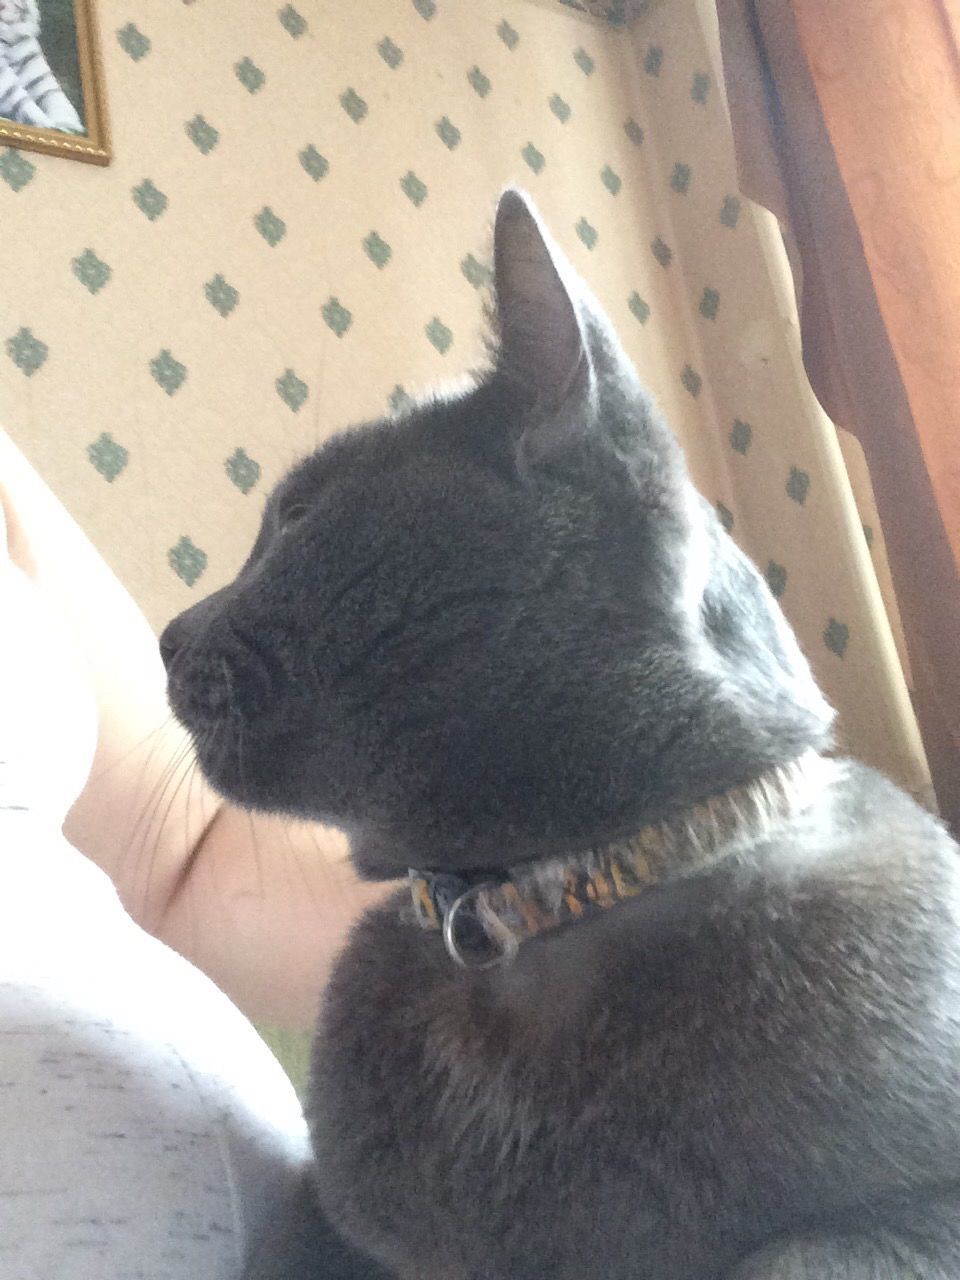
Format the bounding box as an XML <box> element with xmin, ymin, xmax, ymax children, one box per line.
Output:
<box><xmin>492</xmin><ymin>189</ymin><xmax>593</xmax><ymax>420</ymax></box>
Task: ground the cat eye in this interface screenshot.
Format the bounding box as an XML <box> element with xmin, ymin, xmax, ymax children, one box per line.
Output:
<box><xmin>278</xmin><ymin>502</ymin><xmax>311</xmax><ymax>533</ymax></box>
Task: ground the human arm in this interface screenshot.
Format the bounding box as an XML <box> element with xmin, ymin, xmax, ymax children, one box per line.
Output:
<box><xmin>0</xmin><ymin>427</ymin><xmax>390</xmax><ymax>1030</ymax></box>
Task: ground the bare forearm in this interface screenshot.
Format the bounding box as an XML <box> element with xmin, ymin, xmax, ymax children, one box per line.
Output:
<box><xmin>155</xmin><ymin>808</ymin><xmax>393</xmax><ymax>1029</ymax></box>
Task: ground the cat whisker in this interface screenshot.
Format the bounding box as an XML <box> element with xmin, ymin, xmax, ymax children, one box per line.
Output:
<box><xmin>108</xmin><ymin>713</ymin><xmax>181</xmax><ymax>887</ymax></box>
<box><xmin>135</xmin><ymin>736</ymin><xmax>203</xmax><ymax>925</ymax></box>
<box><xmin>233</xmin><ymin>711</ymin><xmax>267</xmax><ymax>901</ymax></box>
<box><xmin>119</xmin><ymin>730</ymin><xmax>194</xmax><ymax>883</ymax></box>
<box><xmin>83</xmin><ymin>713</ymin><xmax>175</xmax><ymax>782</ymax></box>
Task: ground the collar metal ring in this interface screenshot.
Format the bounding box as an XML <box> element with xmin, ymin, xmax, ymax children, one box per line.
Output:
<box><xmin>442</xmin><ymin>884</ymin><xmax>517</xmax><ymax>969</ymax></box>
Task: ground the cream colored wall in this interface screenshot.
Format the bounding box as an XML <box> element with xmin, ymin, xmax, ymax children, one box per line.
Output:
<box><xmin>0</xmin><ymin>0</ymin><xmax>930</xmax><ymax>802</ymax></box>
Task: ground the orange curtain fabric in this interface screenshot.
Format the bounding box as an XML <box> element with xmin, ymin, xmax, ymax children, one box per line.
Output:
<box><xmin>789</xmin><ymin>0</ymin><xmax>960</xmax><ymax>572</ymax></box>
<box><xmin>714</xmin><ymin>0</ymin><xmax>960</xmax><ymax>837</ymax></box>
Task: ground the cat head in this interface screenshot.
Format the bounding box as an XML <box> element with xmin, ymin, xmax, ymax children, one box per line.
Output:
<box><xmin>160</xmin><ymin>189</ymin><xmax>833</xmax><ymax>877</ymax></box>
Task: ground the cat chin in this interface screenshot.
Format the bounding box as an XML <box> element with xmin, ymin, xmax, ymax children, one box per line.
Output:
<box><xmin>196</xmin><ymin>748</ymin><xmax>291</xmax><ymax>817</ymax></box>
<box><xmin>188</xmin><ymin>730</ymin><xmax>245</xmax><ymax>804</ymax></box>
<box><xmin>186</xmin><ymin>719</ymin><xmax>271</xmax><ymax>811</ymax></box>
<box><xmin>190</xmin><ymin>718</ymin><xmax>344</xmax><ymax>826</ymax></box>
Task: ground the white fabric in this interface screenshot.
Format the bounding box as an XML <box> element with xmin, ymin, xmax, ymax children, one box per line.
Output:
<box><xmin>0</xmin><ymin>808</ymin><xmax>312</xmax><ymax>1280</ymax></box>
<box><xmin>0</xmin><ymin>482</ymin><xmax>312</xmax><ymax>1277</ymax></box>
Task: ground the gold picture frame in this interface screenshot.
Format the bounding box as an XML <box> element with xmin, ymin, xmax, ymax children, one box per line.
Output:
<box><xmin>0</xmin><ymin>0</ymin><xmax>110</xmax><ymax>166</ymax></box>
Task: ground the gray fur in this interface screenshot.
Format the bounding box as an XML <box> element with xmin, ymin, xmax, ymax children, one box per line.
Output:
<box><xmin>162</xmin><ymin>190</ymin><xmax>960</xmax><ymax>1280</ymax></box>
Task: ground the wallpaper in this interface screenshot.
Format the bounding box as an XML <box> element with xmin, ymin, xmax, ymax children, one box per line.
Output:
<box><xmin>0</xmin><ymin>0</ymin><xmax>931</xmax><ymax>810</ymax></box>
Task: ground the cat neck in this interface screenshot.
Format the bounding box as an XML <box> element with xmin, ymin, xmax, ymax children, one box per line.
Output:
<box><xmin>350</xmin><ymin>739</ymin><xmax>832</xmax><ymax>877</ymax></box>
<box><xmin>403</xmin><ymin>750</ymin><xmax>832</xmax><ymax>967</ymax></box>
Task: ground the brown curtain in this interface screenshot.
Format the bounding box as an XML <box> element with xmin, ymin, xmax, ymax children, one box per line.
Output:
<box><xmin>714</xmin><ymin>0</ymin><xmax>960</xmax><ymax>837</ymax></box>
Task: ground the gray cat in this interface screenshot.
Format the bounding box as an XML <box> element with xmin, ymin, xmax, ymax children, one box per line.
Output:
<box><xmin>161</xmin><ymin>190</ymin><xmax>960</xmax><ymax>1280</ymax></box>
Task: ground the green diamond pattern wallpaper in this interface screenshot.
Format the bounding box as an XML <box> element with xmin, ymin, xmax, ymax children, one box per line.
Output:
<box><xmin>0</xmin><ymin>0</ymin><xmax>931</xmax><ymax>807</ymax></box>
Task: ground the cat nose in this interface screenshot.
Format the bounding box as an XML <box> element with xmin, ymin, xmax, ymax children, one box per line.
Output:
<box><xmin>160</xmin><ymin>612</ymin><xmax>235</xmax><ymax>719</ymax></box>
<box><xmin>158</xmin><ymin>619</ymin><xmax>185</xmax><ymax>673</ymax></box>
<box><xmin>165</xmin><ymin>630</ymin><xmax>281</xmax><ymax>723</ymax></box>
<box><xmin>159</xmin><ymin>589</ymin><xmax>230</xmax><ymax>674</ymax></box>
<box><xmin>165</xmin><ymin>641</ymin><xmax>237</xmax><ymax>722</ymax></box>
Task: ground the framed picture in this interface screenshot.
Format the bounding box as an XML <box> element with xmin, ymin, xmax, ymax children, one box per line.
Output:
<box><xmin>0</xmin><ymin>0</ymin><xmax>110</xmax><ymax>165</ymax></box>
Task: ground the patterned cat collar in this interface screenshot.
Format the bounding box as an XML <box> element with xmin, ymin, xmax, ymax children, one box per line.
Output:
<box><xmin>409</xmin><ymin>751</ymin><xmax>829</xmax><ymax>968</ymax></box>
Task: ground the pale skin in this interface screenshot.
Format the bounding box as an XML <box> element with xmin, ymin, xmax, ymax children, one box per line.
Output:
<box><xmin>0</xmin><ymin>428</ymin><xmax>392</xmax><ymax>1031</ymax></box>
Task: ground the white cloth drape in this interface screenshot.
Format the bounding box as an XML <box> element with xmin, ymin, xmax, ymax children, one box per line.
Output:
<box><xmin>0</xmin><ymin>809</ymin><xmax>310</xmax><ymax>1279</ymax></box>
